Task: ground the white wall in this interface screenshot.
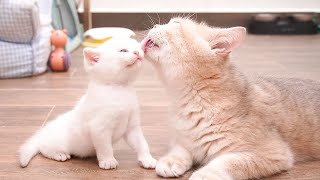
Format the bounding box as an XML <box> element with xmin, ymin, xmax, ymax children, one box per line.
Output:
<box><xmin>78</xmin><ymin>0</ymin><xmax>320</xmax><ymax>13</ymax></box>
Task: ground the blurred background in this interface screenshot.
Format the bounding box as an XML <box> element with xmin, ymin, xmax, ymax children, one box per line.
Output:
<box><xmin>77</xmin><ymin>0</ymin><xmax>320</xmax><ymax>30</ymax></box>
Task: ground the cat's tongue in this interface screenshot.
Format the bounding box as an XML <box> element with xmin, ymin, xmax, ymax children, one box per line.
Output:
<box><xmin>141</xmin><ymin>38</ymin><xmax>149</xmax><ymax>52</ymax></box>
<box><xmin>141</xmin><ymin>38</ymin><xmax>158</xmax><ymax>52</ymax></box>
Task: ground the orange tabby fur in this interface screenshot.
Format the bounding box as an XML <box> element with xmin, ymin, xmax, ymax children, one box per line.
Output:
<box><xmin>142</xmin><ymin>18</ymin><xmax>320</xmax><ymax>180</ymax></box>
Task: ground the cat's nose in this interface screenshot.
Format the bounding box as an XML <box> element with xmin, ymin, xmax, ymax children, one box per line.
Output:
<box><xmin>133</xmin><ymin>51</ymin><xmax>139</xmax><ymax>57</ymax></box>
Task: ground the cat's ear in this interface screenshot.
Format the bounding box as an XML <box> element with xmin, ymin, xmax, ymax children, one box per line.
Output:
<box><xmin>83</xmin><ymin>47</ymin><xmax>100</xmax><ymax>71</ymax></box>
<box><xmin>210</xmin><ymin>27</ymin><xmax>246</xmax><ymax>55</ymax></box>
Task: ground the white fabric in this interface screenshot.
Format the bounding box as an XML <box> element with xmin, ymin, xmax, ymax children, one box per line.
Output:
<box><xmin>37</xmin><ymin>0</ymin><xmax>53</xmax><ymax>25</ymax></box>
<box><xmin>84</xmin><ymin>27</ymin><xmax>135</xmax><ymax>40</ymax></box>
<box><xmin>0</xmin><ymin>0</ymin><xmax>51</xmax><ymax>78</ymax></box>
<box><xmin>0</xmin><ymin>0</ymin><xmax>40</xmax><ymax>43</ymax></box>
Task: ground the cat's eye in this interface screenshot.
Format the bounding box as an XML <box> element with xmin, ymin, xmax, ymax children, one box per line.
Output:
<box><xmin>170</xmin><ymin>20</ymin><xmax>180</xmax><ymax>24</ymax></box>
<box><xmin>120</xmin><ymin>49</ymin><xmax>128</xmax><ymax>52</ymax></box>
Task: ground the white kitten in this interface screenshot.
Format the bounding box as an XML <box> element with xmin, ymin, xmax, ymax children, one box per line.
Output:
<box><xmin>19</xmin><ymin>38</ymin><xmax>157</xmax><ymax>170</ymax></box>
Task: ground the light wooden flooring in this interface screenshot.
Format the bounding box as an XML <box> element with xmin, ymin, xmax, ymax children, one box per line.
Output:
<box><xmin>0</xmin><ymin>35</ymin><xmax>320</xmax><ymax>179</ymax></box>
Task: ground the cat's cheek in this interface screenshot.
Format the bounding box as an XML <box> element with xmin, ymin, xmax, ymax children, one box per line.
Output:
<box><xmin>145</xmin><ymin>52</ymin><xmax>158</xmax><ymax>62</ymax></box>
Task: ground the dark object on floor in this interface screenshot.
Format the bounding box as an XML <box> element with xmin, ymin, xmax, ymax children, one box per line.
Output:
<box><xmin>249</xmin><ymin>14</ymin><xmax>318</xmax><ymax>35</ymax></box>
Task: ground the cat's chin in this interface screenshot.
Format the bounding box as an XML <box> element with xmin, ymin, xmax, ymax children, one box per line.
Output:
<box><xmin>144</xmin><ymin>54</ymin><xmax>157</xmax><ymax>63</ymax></box>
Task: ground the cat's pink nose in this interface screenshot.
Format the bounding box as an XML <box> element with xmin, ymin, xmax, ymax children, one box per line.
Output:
<box><xmin>133</xmin><ymin>51</ymin><xmax>139</xmax><ymax>57</ymax></box>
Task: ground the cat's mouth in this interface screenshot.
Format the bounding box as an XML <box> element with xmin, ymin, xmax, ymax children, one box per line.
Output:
<box><xmin>142</xmin><ymin>38</ymin><xmax>159</xmax><ymax>52</ymax></box>
<box><xmin>127</xmin><ymin>58</ymin><xmax>142</xmax><ymax>67</ymax></box>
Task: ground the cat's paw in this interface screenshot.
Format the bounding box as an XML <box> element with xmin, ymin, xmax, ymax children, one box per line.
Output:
<box><xmin>53</xmin><ymin>153</ymin><xmax>71</xmax><ymax>162</ymax></box>
<box><xmin>156</xmin><ymin>156</ymin><xmax>189</xmax><ymax>177</ymax></box>
<box><xmin>139</xmin><ymin>155</ymin><xmax>157</xmax><ymax>169</ymax></box>
<box><xmin>189</xmin><ymin>168</ymin><xmax>232</xmax><ymax>180</ymax></box>
<box><xmin>99</xmin><ymin>158</ymin><xmax>119</xmax><ymax>170</ymax></box>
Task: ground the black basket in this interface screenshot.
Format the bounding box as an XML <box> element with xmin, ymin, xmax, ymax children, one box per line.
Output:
<box><xmin>249</xmin><ymin>16</ymin><xmax>318</xmax><ymax>35</ymax></box>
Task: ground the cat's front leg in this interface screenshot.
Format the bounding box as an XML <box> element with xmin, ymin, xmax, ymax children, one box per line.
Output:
<box><xmin>90</xmin><ymin>124</ymin><xmax>118</xmax><ymax>170</ymax></box>
<box><xmin>189</xmin><ymin>148</ymin><xmax>293</xmax><ymax>180</ymax></box>
<box><xmin>125</xmin><ymin>125</ymin><xmax>157</xmax><ymax>169</ymax></box>
<box><xmin>156</xmin><ymin>144</ymin><xmax>193</xmax><ymax>177</ymax></box>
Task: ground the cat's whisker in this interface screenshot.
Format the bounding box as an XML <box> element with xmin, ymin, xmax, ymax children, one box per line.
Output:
<box><xmin>184</xmin><ymin>13</ymin><xmax>190</xmax><ymax>20</ymax></box>
<box><xmin>135</xmin><ymin>31</ymin><xmax>146</xmax><ymax>35</ymax></box>
<box><xmin>173</xmin><ymin>13</ymin><xmax>182</xmax><ymax>19</ymax></box>
<box><xmin>135</xmin><ymin>31</ymin><xmax>146</xmax><ymax>38</ymax></box>
<box><xmin>151</xmin><ymin>14</ymin><xmax>160</xmax><ymax>25</ymax></box>
<box><xmin>146</xmin><ymin>13</ymin><xmax>156</xmax><ymax>27</ymax></box>
<box><xmin>144</xmin><ymin>14</ymin><xmax>154</xmax><ymax>30</ymax></box>
<box><xmin>186</xmin><ymin>13</ymin><xmax>197</xmax><ymax>21</ymax></box>
<box><xmin>170</xmin><ymin>13</ymin><xmax>175</xmax><ymax>19</ymax></box>
<box><xmin>156</xmin><ymin>13</ymin><xmax>161</xmax><ymax>25</ymax></box>
<box><xmin>143</xmin><ymin>23</ymin><xmax>152</xmax><ymax>30</ymax></box>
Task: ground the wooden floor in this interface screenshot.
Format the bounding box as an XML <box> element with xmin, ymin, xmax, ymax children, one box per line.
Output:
<box><xmin>1</xmin><ymin>35</ymin><xmax>320</xmax><ymax>180</ymax></box>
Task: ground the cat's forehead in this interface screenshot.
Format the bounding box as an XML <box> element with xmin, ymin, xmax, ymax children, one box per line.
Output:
<box><xmin>169</xmin><ymin>17</ymin><xmax>197</xmax><ymax>25</ymax></box>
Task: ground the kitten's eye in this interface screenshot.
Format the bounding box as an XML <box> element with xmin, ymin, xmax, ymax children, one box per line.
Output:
<box><xmin>173</xmin><ymin>21</ymin><xmax>180</xmax><ymax>23</ymax></box>
<box><xmin>120</xmin><ymin>49</ymin><xmax>128</xmax><ymax>52</ymax></box>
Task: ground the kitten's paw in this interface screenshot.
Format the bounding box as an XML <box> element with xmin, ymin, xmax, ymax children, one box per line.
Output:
<box><xmin>99</xmin><ymin>158</ymin><xmax>119</xmax><ymax>170</ymax></box>
<box><xmin>139</xmin><ymin>155</ymin><xmax>157</xmax><ymax>169</ymax></box>
<box><xmin>156</xmin><ymin>156</ymin><xmax>189</xmax><ymax>177</ymax></box>
<box><xmin>189</xmin><ymin>168</ymin><xmax>232</xmax><ymax>180</ymax></box>
<box><xmin>53</xmin><ymin>153</ymin><xmax>71</xmax><ymax>162</ymax></box>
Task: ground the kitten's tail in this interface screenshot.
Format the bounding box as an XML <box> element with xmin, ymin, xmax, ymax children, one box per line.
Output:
<box><xmin>19</xmin><ymin>133</ymin><xmax>40</xmax><ymax>168</ymax></box>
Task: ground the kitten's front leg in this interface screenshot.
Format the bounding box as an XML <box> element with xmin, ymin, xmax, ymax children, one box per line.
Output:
<box><xmin>90</xmin><ymin>124</ymin><xmax>118</xmax><ymax>170</ymax></box>
<box><xmin>156</xmin><ymin>144</ymin><xmax>193</xmax><ymax>177</ymax></box>
<box><xmin>124</xmin><ymin>125</ymin><xmax>157</xmax><ymax>169</ymax></box>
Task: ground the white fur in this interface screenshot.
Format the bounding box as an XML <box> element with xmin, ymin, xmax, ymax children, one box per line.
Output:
<box><xmin>19</xmin><ymin>38</ymin><xmax>157</xmax><ymax>169</ymax></box>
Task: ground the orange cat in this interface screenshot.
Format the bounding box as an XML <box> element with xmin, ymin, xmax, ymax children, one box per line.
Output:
<box><xmin>141</xmin><ymin>18</ymin><xmax>320</xmax><ymax>179</ymax></box>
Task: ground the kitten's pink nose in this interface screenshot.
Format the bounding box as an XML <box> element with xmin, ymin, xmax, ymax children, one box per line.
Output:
<box><xmin>133</xmin><ymin>51</ymin><xmax>139</xmax><ymax>57</ymax></box>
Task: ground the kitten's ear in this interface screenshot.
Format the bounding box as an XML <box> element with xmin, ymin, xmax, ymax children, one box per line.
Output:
<box><xmin>210</xmin><ymin>27</ymin><xmax>246</xmax><ymax>55</ymax></box>
<box><xmin>83</xmin><ymin>47</ymin><xmax>100</xmax><ymax>71</ymax></box>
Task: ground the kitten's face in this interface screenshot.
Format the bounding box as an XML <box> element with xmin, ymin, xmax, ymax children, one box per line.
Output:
<box><xmin>141</xmin><ymin>18</ymin><xmax>246</xmax><ymax>84</ymax></box>
<box><xmin>83</xmin><ymin>38</ymin><xmax>144</xmax><ymax>84</ymax></box>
